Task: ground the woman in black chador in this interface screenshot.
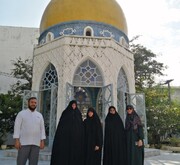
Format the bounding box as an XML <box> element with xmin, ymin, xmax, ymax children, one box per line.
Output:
<box><xmin>50</xmin><ymin>100</ymin><xmax>84</xmax><ymax>165</ymax></box>
<box><xmin>125</xmin><ymin>105</ymin><xmax>144</xmax><ymax>165</ymax></box>
<box><xmin>103</xmin><ymin>106</ymin><xmax>126</xmax><ymax>165</ymax></box>
<box><xmin>84</xmin><ymin>107</ymin><xmax>103</xmax><ymax>165</ymax></box>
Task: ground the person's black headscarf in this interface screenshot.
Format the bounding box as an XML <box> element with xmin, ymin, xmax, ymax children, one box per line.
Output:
<box><xmin>103</xmin><ymin>106</ymin><xmax>127</xmax><ymax>165</ymax></box>
<box><xmin>84</xmin><ymin>107</ymin><xmax>103</xmax><ymax>165</ymax></box>
<box><xmin>125</xmin><ymin>105</ymin><xmax>144</xmax><ymax>165</ymax></box>
<box><xmin>50</xmin><ymin>100</ymin><xmax>84</xmax><ymax>165</ymax></box>
<box><xmin>125</xmin><ymin>105</ymin><xmax>142</xmax><ymax>132</ymax></box>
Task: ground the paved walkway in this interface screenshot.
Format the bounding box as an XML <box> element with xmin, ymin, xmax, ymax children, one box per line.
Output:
<box><xmin>0</xmin><ymin>149</ymin><xmax>180</xmax><ymax>165</ymax></box>
<box><xmin>145</xmin><ymin>150</ymin><xmax>180</xmax><ymax>165</ymax></box>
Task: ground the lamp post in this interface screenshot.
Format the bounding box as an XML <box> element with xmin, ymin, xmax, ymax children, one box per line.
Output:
<box><xmin>163</xmin><ymin>79</ymin><xmax>174</xmax><ymax>105</ymax></box>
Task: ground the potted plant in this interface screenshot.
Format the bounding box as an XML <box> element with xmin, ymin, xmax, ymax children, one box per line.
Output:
<box><xmin>1</xmin><ymin>144</ymin><xmax>7</xmax><ymax>150</ymax></box>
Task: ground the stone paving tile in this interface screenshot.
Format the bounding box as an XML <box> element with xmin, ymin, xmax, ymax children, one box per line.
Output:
<box><xmin>145</xmin><ymin>151</ymin><xmax>180</xmax><ymax>165</ymax></box>
<box><xmin>0</xmin><ymin>149</ymin><xmax>180</xmax><ymax>165</ymax></box>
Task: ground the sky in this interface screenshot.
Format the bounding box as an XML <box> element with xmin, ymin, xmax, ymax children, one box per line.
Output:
<box><xmin>0</xmin><ymin>0</ymin><xmax>180</xmax><ymax>86</ymax></box>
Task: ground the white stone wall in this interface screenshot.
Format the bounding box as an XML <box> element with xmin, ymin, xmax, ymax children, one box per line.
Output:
<box><xmin>33</xmin><ymin>36</ymin><xmax>135</xmax><ymax>121</ymax></box>
<box><xmin>0</xmin><ymin>26</ymin><xmax>39</xmax><ymax>93</ymax></box>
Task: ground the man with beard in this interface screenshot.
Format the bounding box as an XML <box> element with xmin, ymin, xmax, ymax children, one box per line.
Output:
<box><xmin>13</xmin><ymin>97</ymin><xmax>46</xmax><ymax>165</ymax></box>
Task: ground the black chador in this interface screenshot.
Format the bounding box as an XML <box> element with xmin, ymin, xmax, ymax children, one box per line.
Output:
<box><xmin>84</xmin><ymin>107</ymin><xmax>103</xmax><ymax>165</ymax></box>
<box><xmin>50</xmin><ymin>100</ymin><xmax>84</xmax><ymax>165</ymax></box>
<box><xmin>125</xmin><ymin>105</ymin><xmax>144</xmax><ymax>165</ymax></box>
<box><xmin>103</xmin><ymin>106</ymin><xmax>127</xmax><ymax>165</ymax></box>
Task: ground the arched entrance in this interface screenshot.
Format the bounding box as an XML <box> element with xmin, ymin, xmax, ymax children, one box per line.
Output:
<box><xmin>22</xmin><ymin>63</ymin><xmax>58</xmax><ymax>148</ymax></box>
<box><xmin>66</xmin><ymin>59</ymin><xmax>112</xmax><ymax>121</ymax></box>
<box><xmin>117</xmin><ymin>68</ymin><xmax>148</xmax><ymax>144</ymax></box>
<box><xmin>117</xmin><ymin>68</ymin><xmax>129</xmax><ymax>123</ymax></box>
<box><xmin>39</xmin><ymin>64</ymin><xmax>58</xmax><ymax>147</ymax></box>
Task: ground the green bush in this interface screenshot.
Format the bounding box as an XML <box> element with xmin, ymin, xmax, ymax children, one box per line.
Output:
<box><xmin>154</xmin><ymin>143</ymin><xmax>162</xmax><ymax>149</ymax></box>
<box><xmin>0</xmin><ymin>93</ymin><xmax>22</xmax><ymax>145</ymax></box>
<box><xmin>170</xmin><ymin>138</ymin><xmax>180</xmax><ymax>147</ymax></box>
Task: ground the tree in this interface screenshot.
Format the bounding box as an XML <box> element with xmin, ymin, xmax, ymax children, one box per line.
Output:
<box><xmin>145</xmin><ymin>86</ymin><xmax>168</xmax><ymax>143</ymax></box>
<box><xmin>130</xmin><ymin>36</ymin><xmax>167</xmax><ymax>91</ymax></box>
<box><xmin>146</xmin><ymin>86</ymin><xmax>180</xmax><ymax>145</ymax></box>
<box><xmin>11</xmin><ymin>57</ymin><xmax>32</xmax><ymax>95</ymax></box>
<box><xmin>130</xmin><ymin>36</ymin><xmax>180</xmax><ymax>146</ymax></box>
<box><xmin>0</xmin><ymin>57</ymin><xmax>32</xmax><ymax>145</ymax></box>
<box><xmin>0</xmin><ymin>93</ymin><xmax>22</xmax><ymax>145</ymax></box>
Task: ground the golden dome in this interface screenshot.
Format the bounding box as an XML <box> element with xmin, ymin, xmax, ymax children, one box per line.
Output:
<box><xmin>40</xmin><ymin>0</ymin><xmax>128</xmax><ymax>35</ymax></box>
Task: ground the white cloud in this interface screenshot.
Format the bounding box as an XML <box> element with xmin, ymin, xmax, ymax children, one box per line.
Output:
<box><xmin>117</xmin><ymin>0</ymin><xmax>180</xmax><ymax>86</ymax></box>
